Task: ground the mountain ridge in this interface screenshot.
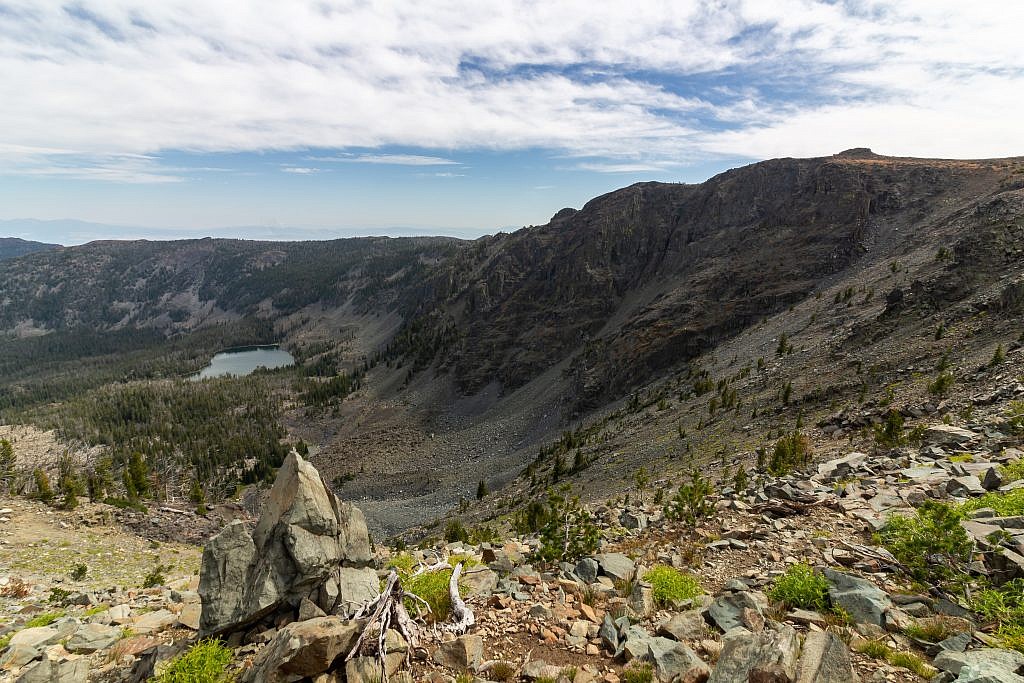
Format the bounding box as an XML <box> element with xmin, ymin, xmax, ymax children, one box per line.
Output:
<box><xmin>0</xmin><ymin>150</ymin><xmax>1022</xmax><ymax>536</ymax></box>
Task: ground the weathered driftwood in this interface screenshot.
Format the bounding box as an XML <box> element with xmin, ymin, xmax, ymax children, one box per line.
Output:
<box><xmin>754</xmin><ymin>499</ymin><xmax>826</xmax><ymax>518</ymax></box>
<box><xmin>346</xmin><ymin>559</ymin><xmax>476</xmax><ymax>679</ymax></box>
<box><xmin>346</xmin><ymin>570</ymin><xmax>424</xmax><ymax>678</ymax></box>
<box><xmin>446</xmin><ymin>562</ymin><xmax>475</xmax><ymax>634</ymax></box>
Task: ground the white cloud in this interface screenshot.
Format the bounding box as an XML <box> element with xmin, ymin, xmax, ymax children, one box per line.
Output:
<box><xmin>281</xmin><ymin>166</ymin><xmax>323</xmax><ymax>174</ymax></box>
<box><xmin>0</xmin><ymin>0</ymin><xmax>1021</xmax><ymax>183</ymax></box>
<box><xmin>311</xmin><ymin>153</ymin><xmax>460</xmax><ymax>166</ymax></box>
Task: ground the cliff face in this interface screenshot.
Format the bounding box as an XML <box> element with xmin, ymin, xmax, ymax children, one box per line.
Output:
<box><xmin>421</xmin><ymin>152</ymin><xmax>1017</xmax><ymax>408</ymax></box>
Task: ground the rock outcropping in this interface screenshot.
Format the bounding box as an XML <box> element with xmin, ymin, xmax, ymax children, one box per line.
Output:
<box><xmin>199</xmin><ymin>451</ymin><xmax>376</xmax><ymax>635</ymax></box>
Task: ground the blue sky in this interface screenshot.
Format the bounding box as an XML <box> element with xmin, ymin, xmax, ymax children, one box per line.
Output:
<box><xmin>1</xmin><ymin>1</ymin><xmax>1022</xmax><ymax>243</ymax></box>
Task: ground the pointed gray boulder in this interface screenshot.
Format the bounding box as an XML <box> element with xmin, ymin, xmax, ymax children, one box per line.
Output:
<box><xmin>199</xmin><ymin>451</ymin><xmax>374</xmax><ymax>635</ymax></box>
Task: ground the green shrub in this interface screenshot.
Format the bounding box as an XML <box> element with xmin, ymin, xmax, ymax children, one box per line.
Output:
<box><xmin>142</xmin><ymin>564</ymin><xmax>170</xmax><ymax>589</ymax></box>
<box><xmin>444</xmin><ymin>520</ymin><xmax>469</xmax><ymax>544</ymax></box>
<box><xmin>537</xmin><ymin>486</ymin><xmax>599</xmax><ymax>563</ymax></box>
<box><xmin>928</xmin><ymin>371</ymin><xmax>955</xmax><ymax>396</ymax></box>
<box><xmin>769</xmin><ymin>431</ymin><xmax>811</xmax><ymax>475</ymax></box>
<box><xmin>33</xmin><ymin>468</ymin><xmax>54</xmax><ymax>504</ymax></box>
<box><xmin>1008</xmin><ymin>401</ymin><xmax>1024</xmax><ymax>435</ymax></box>
<box><xmin>643</xmin><ymin>566</ymin><xmax>702</xmax><ymax>607</ymax></box>
<box><xmin>873</xmin><ymin>411</ymin><xmax>906</xmax><ymax>448</ymax></box>
<box><xmin>70</xmin><ymin>564</ymin><xmax>87</xmax><ymax>581</ymax></box>
<box><xmin>875</xmin><ymin>501</ymin><xmax>972</xmax><ymax>585</ymax></box>
<box><xmin>663</xmin><ymin>470</ymin><xmax>714</xmax><ymax>528</ymax></box>
<box><xmin>154</xmin><ymin>639</ymin><xmax>233</xmax><ymax>683</ymax></box>
<box><xmin>733</xmin><ymin>465</ymin><xmax>748</xmax><ymax>493</ymax></box>
<box><xmin>767</xmin><ymin>563</ymin><xmax>829</xmax><ymax>611</ymax></box>
<box><xmin>992</xmin><ymin>344</ymin><xmax>1006</xmax><ymax>366</ymax></box>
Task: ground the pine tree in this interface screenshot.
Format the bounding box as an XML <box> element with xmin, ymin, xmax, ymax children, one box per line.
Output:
<box><xmin>0</xmin><ymin>439</ymin><xmax>15</xmax><ymax>492</ymax></box>
<box><xmin>476</xmin><ymin>480</ymin><xmax>488</xmax><ymax>500</ymax></box>
<box><xmin>33</xmin><ymin>468</ymin><xmax>54</xmax><ymax>504</ymax></box>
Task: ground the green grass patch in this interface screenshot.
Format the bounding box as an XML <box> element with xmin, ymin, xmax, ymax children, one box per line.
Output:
<box><xmin>403</xmin><ymin>568</ymin><xmax>467</xmax><ymax>622</ymax></box>
<box><xmin>24</xmin><ymin>612</ymin><xmax>63</xmax><ymax>628</ymax></box>
<box><xmin>621</xmin><ymin>662</ymin><xmax>653</xmax><ymax>683</ymax></box>
<box><xmin>642</xmin><ymin>565</ymin><xmax>702</xmax><ymax>607</ymax></box>
<box><xmin>949</xmin><ymin>453</ymin><xmax>974</xmax><ymax>463</ymax></box>
<box><xmin>767</xmin><ymin>563</ymin><xmax>829</xmax><ymax>611</ymax></box>
<box><xmin>903</xmin><ymin>617</ymin><xmax>957</xmax><ymax>643</ymax></box>
<box><xmin>0</xmin><ymin>612</ymin><xmax>65</xmax><ymax>652</ymax></box>
<box><xmin>853</xmin><ymin>640</ymin><xmax>936</xmax><ymax>678</ymax></box>
<box><xmin>154</xmin><ymin>639</ymin><xmax>233</xmax><ymax>683</ymax></box>
<box><xmin>971</xmin><ymin>579</ymin><xmax>1024</xmax><ymax>653</ymax></box>
<box><xmin>83</xmin><ymin>605</ymin><xmax>109</xmax><ymax>617</ymax></box>
<box><xmin>1001</xmin><ymin>457</ymin><xmax>1024</xmax><ymax>484</ymax></box>
<box><xmin>386</xmin><ymin>552</ymin><xmax>415</xmax><ymax>574</ymax></box>
<box><xmin>959</xmin><ymin>489</ymin><xmax>1024</xmax><ymax>517</ymax></box>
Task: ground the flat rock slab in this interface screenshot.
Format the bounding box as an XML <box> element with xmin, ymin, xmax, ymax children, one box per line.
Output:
<box><xmin>593</xmin><ymin>553</ymin><xmax>636</xmax><ymax>583</ymax></box>
<box><xmin>933</xmin><ymin>647</ymin><xmax>1024</xmax><ymax>683</ymax></box>
<box><xmin>657</xmin><ymin>610</ymin><xmax>708</xmax><ymax>642</ymax></box>
<box><xmin>925</xmin><ymin>425</ymin><xmax>978</xmax><ymax>447</ymax></box>
<box><xmin>8</xmin><ymin>627</ymin><xmax>61</xmax><ymax>650</ymax></box>
<box><xmin>65</xmin><ymin>623</ymin><xmax>122</xmax><ymax>653</ymax></box>
<box><xmin>131</xmin><ymin>609</ymin><xmax>176</xmax><ymax>635</ymax></box>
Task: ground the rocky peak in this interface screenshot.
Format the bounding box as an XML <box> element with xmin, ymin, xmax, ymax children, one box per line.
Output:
<box><xmin>199</xmin><ymin>451</ymin><xmax>375</xmax><ymax>636</ymax></box>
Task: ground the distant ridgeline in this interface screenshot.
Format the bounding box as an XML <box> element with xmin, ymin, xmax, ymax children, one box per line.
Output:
<box><xmin>0</xmin><ymin>237</ymin><xmax>60</xmax><ymax>261</ymax></box>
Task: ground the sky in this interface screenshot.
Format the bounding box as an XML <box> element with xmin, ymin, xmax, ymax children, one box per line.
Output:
<box><xmin>1</xmin><ymin>1</ymin><xmax>1022</xmax><ymax>243</ymax></box>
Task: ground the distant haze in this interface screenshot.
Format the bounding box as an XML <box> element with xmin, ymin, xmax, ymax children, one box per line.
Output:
<box><xmin>0</xmin><ymin>218</ymin><xmax>498</xmax><ymax>246</ymax></box>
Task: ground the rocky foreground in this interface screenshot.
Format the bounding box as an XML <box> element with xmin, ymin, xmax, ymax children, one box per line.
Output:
<box><xmin>3</xmin><ymin>418</ymin><xmax>1024</xmax><ymax>682</ymax></box>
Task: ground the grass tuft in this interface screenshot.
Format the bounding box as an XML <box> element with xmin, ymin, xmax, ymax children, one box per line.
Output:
<box><xmin>642</xmin><ymin>565</ymin><xmax>702</xmax><ymax>607</ymax></box>
<box><xmin>621</xmin><ymin>662</ymin><xmax>653</xmax><ymax>683</ymax></box>
<box><xmin>853</xmin><ymin>639</ymin><xmax>936</xmax><ymax>678</ymax></box>
<box><xmin>153</xmin><ymin>639</ymin><xmax>233</xmax><ymax>683</ymax></box>
<box><xmin>767</xmin><ymin>563</ymin><xmax>828</xmax><ymax>611</ymax></box>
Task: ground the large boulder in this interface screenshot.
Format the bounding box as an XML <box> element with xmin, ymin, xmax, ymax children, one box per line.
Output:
<box><xmin>822</xmin><ymin>569</ymin><xmax>891</xmax><ymax>627</ymax></box>
<box><xmin>594</xmin><ymin>553</ymin><xmax>637</xmax><ymax>583</ymax></box>
<box><xmin>706</xmin><ymin>590</ymin><xmax>767</xmax><ymax>633</ymax></box>
<box><xmin>240</xmin><ymin>616</ymin><xmax>363</xmax><ymax>683</ymax></box>
<box><xmin>199</xmin><ymin>452</ymin><xmax>374</xmax><ymax>635</ymax></box>
<box><xmin>646</xmin><ymin>637</ymin><xmax>710</xmax><ymax>683</ymax></box>
<box><xmin>795</xmin><ymin>632</ymin><xmax>858</xmax><ymax>683</ymax></box>
<box><xmin>708</xmin><ymin>623</ymin><xmax>800</xmax><ymax>683</ymax></box>
<box><xmin>924</xmin><ymin>425</ymin><xmax>978</xmax><ymax>447</ymax></box>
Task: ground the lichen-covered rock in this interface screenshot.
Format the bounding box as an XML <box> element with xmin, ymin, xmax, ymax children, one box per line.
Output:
<box><xmin>199</xmin><ymin>452</ymin><xmax>374</xmax><ymax>635</ymax></box>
